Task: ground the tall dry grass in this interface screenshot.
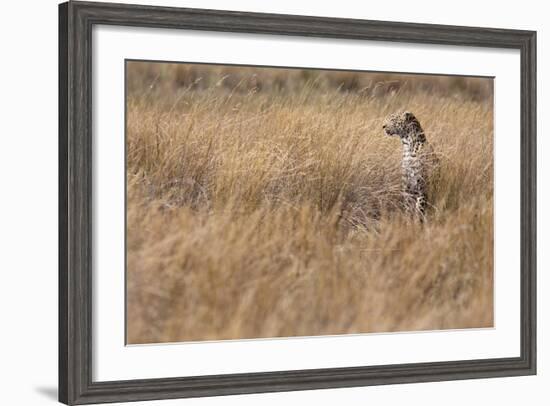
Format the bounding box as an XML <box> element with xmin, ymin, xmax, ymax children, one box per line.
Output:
<box><xmin>126</xmin><ymin>62</ymin><xmax>494</xmax><ymax>344</ymax></box>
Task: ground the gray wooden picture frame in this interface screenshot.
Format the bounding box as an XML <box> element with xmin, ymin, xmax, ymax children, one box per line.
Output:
<box><xmin>59</xmin><ymin>1</ymin><xmax>537</xmax><ymax>404</ymax></box>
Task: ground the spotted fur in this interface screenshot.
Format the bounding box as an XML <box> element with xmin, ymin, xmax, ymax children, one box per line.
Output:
<box><xmin>383</xmin><ymin>111</ymin><xmax>438</xmax><ymax>218</ymax></box>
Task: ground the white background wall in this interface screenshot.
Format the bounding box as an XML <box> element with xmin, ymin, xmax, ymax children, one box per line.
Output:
<box><xmin>0</xmin><ymin>0</ymin><xmax>547</xmax><ymax>404</ymax></box>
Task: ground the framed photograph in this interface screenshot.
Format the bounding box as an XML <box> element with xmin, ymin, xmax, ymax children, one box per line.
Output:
<box><xmin>59</xmin><ymin>1</ymin><xmax>536</xmax><ymax>404</ymax></box>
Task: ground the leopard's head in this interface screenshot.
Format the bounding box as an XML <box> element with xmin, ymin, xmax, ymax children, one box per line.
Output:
<box><xmin>383</xmin><ymin>111</ymin><xmax>424</xmax><ymax>141</ymax></box>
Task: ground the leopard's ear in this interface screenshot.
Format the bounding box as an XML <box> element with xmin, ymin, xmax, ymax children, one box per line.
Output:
<box><xmin>404</xmin><ymin>111</ymin><xmax>414</xmax><ymax>120</ymax></box>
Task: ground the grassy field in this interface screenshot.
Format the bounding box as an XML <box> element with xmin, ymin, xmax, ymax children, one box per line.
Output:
<box><xmin>126</xmin><ymin>62</ymin><xmax>494</xmax><ymax>344</ymax></box>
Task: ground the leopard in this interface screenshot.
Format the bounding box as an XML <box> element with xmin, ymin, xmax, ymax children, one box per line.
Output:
<box><xmin>383</xmin><ymin>111</ymin><xmax>439</xmax><ymax>219</ymax></box>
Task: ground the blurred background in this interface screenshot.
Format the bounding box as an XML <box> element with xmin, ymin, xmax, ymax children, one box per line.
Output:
<box><xmin>127</xmin><ymin>61</ymin><xmax>493</xmax><ymax>102</ymax></box>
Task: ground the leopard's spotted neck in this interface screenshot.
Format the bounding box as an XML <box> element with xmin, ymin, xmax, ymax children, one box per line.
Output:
<box><xmin>401</xmin><ymin>130</ymin><xmax>427</xmax><ymax>161</ymax></box>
